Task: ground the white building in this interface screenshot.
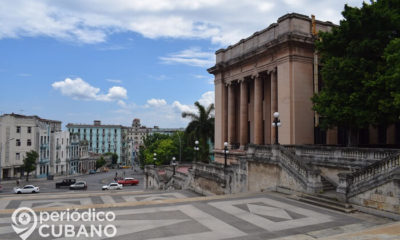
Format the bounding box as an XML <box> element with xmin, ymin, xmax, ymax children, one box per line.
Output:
<box><xmin>0</xmin><ymin>113</ymin><xmax>61</xmax><ymax>179</ymax></box>
<box><xmin>53</xmin><ymin>131</ymin><xmax>69</xmax><ymax>176</ymax></box>
<box><xmin>127</xmin><ymin>119</ymin><xmax>151</xmax><ymax>165</ymax></box>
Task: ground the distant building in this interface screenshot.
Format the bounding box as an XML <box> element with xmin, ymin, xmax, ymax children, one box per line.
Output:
<box><xmin>0</xmin><ymin>113</ymin><xmax>61</xmax><ymax>179</ymax></box>
<box><xmin>150</xmin><ymin>126</ymin><xmax>185</xmax><ymax>136</ymax></box>
<box><xmin>66</xmin><ymin>120</ymin><xmax>127</xmax><ymax>164</ymax></box>
<box><xmin>53</xmin><ymin>131</ymin><xmax>69</xmax><ymax>175</ymax></box>
<box><xmin>127</xmin><ymin>119</ymin><xmax>151</xmax><ymax>166</ymax></box>
<box><xmin>67</xmin><ymin>132</ymin><xmax>96</xmax><ymax>174</ymax></box>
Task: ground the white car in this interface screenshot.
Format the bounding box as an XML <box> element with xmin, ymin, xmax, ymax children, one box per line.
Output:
<box><xmin>14</xmin><ymin>185</ymin><xmax>40</xmax><ymax>194</ymax></box>
<box><xmin>102</xmin><ymin>182</ymin><xmax>123</xmax><ymax>190</ymax></box>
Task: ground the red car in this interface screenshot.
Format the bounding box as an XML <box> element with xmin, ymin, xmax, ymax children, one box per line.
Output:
<box><xmin>117</xmin><ymin>177</ymin><xmax>139</xmax><ymax>186</ymax></box>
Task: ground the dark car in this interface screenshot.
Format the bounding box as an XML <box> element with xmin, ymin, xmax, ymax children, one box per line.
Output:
<box><xmin>55</xmin><ymin>179</ymin><xmax>76</xmax><ymax>189</ymax></box>
<box><xmin>89</xmin><ymin>169</ymin><xmax>97</xmax><ymax>174</ymax></box>
<box><xmin>69</xmin><ymin>181</ymin><xmax>87</xmax><ymax>190</ymax></box>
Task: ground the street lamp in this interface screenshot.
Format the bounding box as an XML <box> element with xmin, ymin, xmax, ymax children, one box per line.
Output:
<box><xmin>194</xmin><ymin>140</ymin><xmax>199</xmax><ymax>162</ymax></box>
<box><xmin>176</xmin><ymin>131</ymin><xmax>182</xmax><ymax>163</ymax></box>
<box><xmin>153</xmin><ymin>153</ymin><xmax>157</xmax><ymax>168</ymax></box>
<box><xmin>223</xmin><ymin>142</ymin><xmax>229</xmax><ymax>168</ymax></box>
<box><xmin>0</xmin><ymin>138</ymin><xmax>14</xmax><ymax>181</ymax></box>
<box><xmin>171</xmin><ymin>157</ymin><xmax>177</xmax><ymax>176</ymax></box>
<box><xmin>272</xmin><ymin>112</ymin><xmax>281</xmax><ymax>144</ymax></box>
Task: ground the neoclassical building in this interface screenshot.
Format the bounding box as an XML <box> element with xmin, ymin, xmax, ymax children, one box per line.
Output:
<box><xmin>209</xmin><ymin>13</ymin><xmax>400</xmax><ymax>163</ymax></box>
<box><xmin>209</xmin><ymin>13</ymin><xmax>333</xmax><ymax>154</ymax></box>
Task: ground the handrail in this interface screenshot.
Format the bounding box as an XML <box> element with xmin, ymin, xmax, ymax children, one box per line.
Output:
<box><xmin>278</xmin><ymin>145</ymin><xmax>310</xmax><ymax>187</ymax></box>
<box><xmin>350</xmin><ymin>153</ymin><xmax>400</xmax><ymax>186</ymax></box>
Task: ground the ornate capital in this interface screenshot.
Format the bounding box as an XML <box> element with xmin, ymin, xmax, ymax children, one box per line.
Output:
<box><xmin>238</xmin><ymin>77</ymin><xmax>245</xmax><ymax>83</ymax></box>
<box><xmin>251</xmin><ymin>72</ymin><xmax>259</xmax><ymax>79</ymax></box>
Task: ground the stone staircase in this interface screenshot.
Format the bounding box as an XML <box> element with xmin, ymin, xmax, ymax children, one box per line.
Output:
<box><xmin>289</xmin><ymin>192</ymin><xmax>356</xmax><ymax>213</ymax></box>
<box><xmin>321</xmin><ymin>176</ymin><xmax>336</xmax><ymax>191</ymax></box>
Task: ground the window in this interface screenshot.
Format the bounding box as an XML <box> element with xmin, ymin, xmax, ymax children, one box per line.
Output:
<box><xmin>27</xmin><ymin>127</ymin><xmax>31</xmax><ymax>133</ymax></box>
<box><xmin>16</xmin><ymin>139</ymin><xmax>21</xmax><ymax>146</ymax></box>
<box><xmin>27</xmin><ymin>139</ymin><xmax>32</xmax><ymax>146</ymax></box>
<box><xmin>16</xmin><ymin>153</ymin><xmax>20</xmax><ymax>160</ymax></box>
<box><xmin>16</xmin><ymin>126</ymin><xmax>21</xmax><ymax>133</ymax></box>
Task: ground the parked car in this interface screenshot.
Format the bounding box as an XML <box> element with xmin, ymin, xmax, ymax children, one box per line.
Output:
<box><xmin>89</xmin><ymin>169</ymin><xmax>97</xmax><ymax>174</ymax></box>
<box><xmin>69</xmin><ymin>181</ymin><xmax>87</xmax><ymax>190</ymax></box>
<box><xmin>14</xmin><ymin>185</ymin><xmax>40</xmax><ymax>194</ymax></box>
<box><xmin>118</xmin><ymin>177</ymin><xmax>139</xmax><ymax>186</ymax></box>
<box><xmin>55</xmin><ymin>179</ymin><xmax>76</xmax><ymax>188</ymax></box>
<box><xmin>102</xmin><ymin>182</ymin><xmax>123</xmax><ymax>190</ymax></box>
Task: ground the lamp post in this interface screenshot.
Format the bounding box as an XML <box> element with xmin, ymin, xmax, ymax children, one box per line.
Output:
<box><xmin>223</xmin><ymin>142</ymin><xmax>229</xmax><ymax>169</ymax></box>
<box><xmin>176</xmin><ymin>131</ymin><xmax>182</xmax><ymax>163</ymax></box>
<box><xmin>153</xmin><ymin>153</ymin><xmax>157</xmax><ymax>168</ymax></box>
<box><xmin>194</xmin><ymin>140</ymin><xmax>199</xmax><ymax>162</ymax></box>
<box><xmin>171</xmin><ymin>157</ymin><xmax>177</xmax><ymax>176</ymax></box>
<box><xmin>0</xmin><ymin>138</ymin><xmax>14</xmax><ymax>181</ymax></box>
<box><xmin>272</xmin><ymin>112</ymin><xmax>281</xmax><ymax>144</ymax></box>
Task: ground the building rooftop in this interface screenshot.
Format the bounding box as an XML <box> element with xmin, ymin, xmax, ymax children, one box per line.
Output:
<box><xmin>0</xmin><ymin>113</ymin><xmax>62</xmax><ymax>123</ymax></box>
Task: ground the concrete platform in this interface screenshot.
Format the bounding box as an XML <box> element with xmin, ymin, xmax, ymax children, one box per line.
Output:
<box><xmin>0</xmin><ymin>190</ymin><xmax>394</xmax><ymax>239</ymax></box>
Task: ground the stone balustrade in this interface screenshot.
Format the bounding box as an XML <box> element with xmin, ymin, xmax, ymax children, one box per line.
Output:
<box><xmin>283</xmin><ymin>145</ymin><xmax>400</xmax><ymax>169</ymax></box>
<box><xmin>351</xmin><ymin>154</ymin><xmax>400</xmax><ymax>185</ymax></box>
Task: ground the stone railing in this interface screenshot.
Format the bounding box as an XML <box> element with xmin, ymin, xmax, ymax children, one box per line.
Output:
<box><xmin>337</xmin><ymin>153</ymin><xmax>400</xmax><ymax>200</ymax></box>
<box><xmin>247</xmin><ymin>144</ymin><xmax>273</xmax><ymax>161</ymax></box>
<box><xmin>278</xmin><ymin>145</ymin><xmax>322</xmax><ymax>193</ymax></box>
<box><xmin>283</xmin><ymin>145</ymin><xmax>400</xmax><ymax>169</ymax></box>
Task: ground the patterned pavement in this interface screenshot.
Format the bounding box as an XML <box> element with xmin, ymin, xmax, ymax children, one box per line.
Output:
<box><xmin>0</xmin><ymin>190</ymin><xmax>394</xmax><ymax>240</ymax></box>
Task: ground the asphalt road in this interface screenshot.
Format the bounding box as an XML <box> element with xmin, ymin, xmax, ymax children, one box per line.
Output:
<box><xmin>0</xmin><ymin>168</ymin><xmax>144</xmax><ymax>195</ymax></box>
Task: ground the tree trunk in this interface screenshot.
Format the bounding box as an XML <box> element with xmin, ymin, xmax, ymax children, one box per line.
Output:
<box><xmin>26</xmin><ymin>172</ymin><xmax>29</xmax><ymax>182</ymax></box>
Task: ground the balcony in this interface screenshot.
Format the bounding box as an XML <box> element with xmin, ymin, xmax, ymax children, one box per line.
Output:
<box><xmin>39</xmin><ymin>158</ymin><xmax>50</xmax><ymax>164</ymax></box>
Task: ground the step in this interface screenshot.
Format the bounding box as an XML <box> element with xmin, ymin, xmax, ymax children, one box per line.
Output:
<box><xmin>288</xmin><ymin>195</ymin><xmax>356</xmax><ymax>213</ymax></box>
<box><xmin>300</xmin><ymin>193</ymin><xmax>352</xmax><ymax>208</ymax></box>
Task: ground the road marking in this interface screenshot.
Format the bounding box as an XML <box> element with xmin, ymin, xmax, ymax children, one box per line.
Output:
<box><xmin>100</xmin><ymin>195</ymin><xmax>115</xmax><ymax>204</ymax></box>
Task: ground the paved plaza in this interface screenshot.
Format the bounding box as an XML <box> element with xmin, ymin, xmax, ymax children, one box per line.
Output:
<box><xmin>0</xmin><ymin>190</ymin><xmax>396</xmax><ymax>240</ymax></box>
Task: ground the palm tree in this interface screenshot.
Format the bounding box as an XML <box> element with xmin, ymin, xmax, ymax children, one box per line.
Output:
<box><xmin>182</xmin><ymin>101</ymin><xmax>214</xmax><ymax>162</ymax></box>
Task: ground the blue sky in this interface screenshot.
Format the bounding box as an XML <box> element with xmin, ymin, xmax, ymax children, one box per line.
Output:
<box><xmin>0</xmin><ymin>0</ymin><xmax>362</xmax><ymax>128</ymax></box>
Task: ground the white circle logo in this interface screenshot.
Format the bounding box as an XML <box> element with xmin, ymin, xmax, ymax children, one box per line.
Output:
<box><xmin>11</xmin><ymin>207</ymin><xmax>37</xmax><ymax>240</ymax></box>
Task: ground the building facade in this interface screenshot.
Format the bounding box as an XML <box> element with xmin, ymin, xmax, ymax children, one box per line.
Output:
<box><xmin>209</xmin><ymin>13</ymin><xmax>400</xmax><ymax>164</ymax></box>
<box><xmin>66</xmin><ymin>120</ymin><xmax>126</xmax><ymax>164</ymax></box>
<box><xmin>209</xmin><ymin>13</ymin><xmax>333</xmax><ymax>153</ymax></box>
<box><xmin>53</xmin><ymin>131</ymin><xmax>69</xmax><ymax>176</ymax></box>
<box><xmin>67</xmin><ymin>133</ymin><xmax>96</xmax><ymax>174</ymax></box>
<box><xmin>127</xmin><ymin>119</ymin><xmax>151</xmax><ymax>166</ymax></box>
<box><xmin>0</xmin><ymin>113</ymin><xmax>61</xmax><ymax>179</ymax></box>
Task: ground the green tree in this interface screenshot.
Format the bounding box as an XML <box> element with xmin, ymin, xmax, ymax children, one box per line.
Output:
<box><xmin>96</xmin><ymin>156</ymin><xmax>106</xmax><ymax>170</ymax></box>
<box><xmin>22</xmin><ymin>150</ymin><xmax>38</xmax><ymax>182</ymax></box>
<box><xmin>182</xmin><ymin>101</ymin><xmax>214</xmax><ymax>162</ymax></box>
<box><xmin>111</xmin><ymin>153</ymin><xmax>118</xmax><ymax>165</ymax></box>
<box><xmin>312</xmin><ymin>0</ymin><xmax>400</xmax><ymax>145</ymax></box>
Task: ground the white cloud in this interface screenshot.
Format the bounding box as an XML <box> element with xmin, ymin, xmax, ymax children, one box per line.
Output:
<box><xmin>160</xmin><ymin>47</ymin><xmax>215</xmax><ymax>67</ymax></box>
<box><xmin>146</xmin><ymin>98</ymin><xmax>167</xmax><ymax>107</ymax></box>
<box><xmin>0</xmin><ymin>0</ymin><xmax>362</xmax><ymax>46</ymax></box>
<box><xmin>106</xmin><ymin>79</ymin><xmax>122</xmax><ymax>83</ymax></box>
<box><xmin>115</xmin><ymin>91</ymin><xmax>215</xmax><ymax>127</ymax></box>
<box><xmin>52</xmin><ymin>77</ymin><xmax>127</xmax><ymax>102</ymax></box>
<box><xmin>17</xmin><ymin>73</ymin><xmax>31</xmax><ymax>77</ymax></box>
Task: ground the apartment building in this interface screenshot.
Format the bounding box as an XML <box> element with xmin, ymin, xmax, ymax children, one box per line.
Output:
<box><xmin>66</xmin><ymin>120</ymin><xmax>126</xmax><ymax>164</ymax></box>
<box><xmin>0</xmin><ymin>113</ymin><xmax>61</xmax><ymax>179</ymax></box>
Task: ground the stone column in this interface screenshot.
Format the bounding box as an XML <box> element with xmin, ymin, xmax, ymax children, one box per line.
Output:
<box><xmin>228</xmin><ymin>83</ymin><xmax>236</xmax><ymax>144</ymax></box>
<box><xmin>270</xmin><ymin>69</ymin><xmax>277</xmax><ymax>143</ymax></box>
<box><xmin>254</xmin><ymin>74</ymin><xmax>263</xmax><ymax>145</ymax></box>
<box><xmin>239</xmin><ymin>79</ymin><xmax>248</xmax><ymax>148</ymax></box>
